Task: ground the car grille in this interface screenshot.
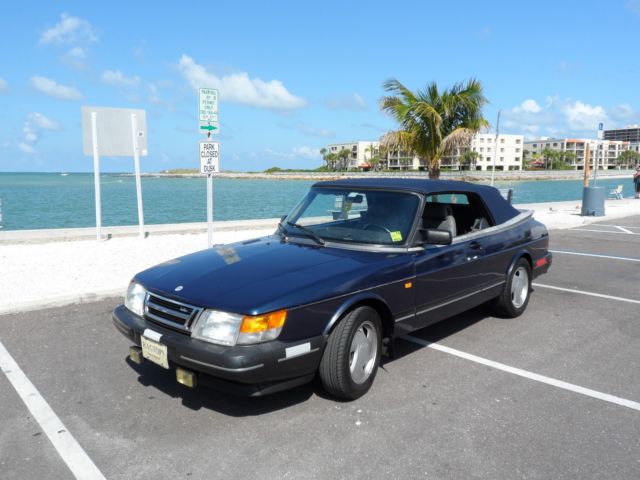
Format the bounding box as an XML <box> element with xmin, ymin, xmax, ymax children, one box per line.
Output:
<box><xmin>144</xmin><ymin>293</ymin><xmax>201</xmax><ymax>333</ymax></box>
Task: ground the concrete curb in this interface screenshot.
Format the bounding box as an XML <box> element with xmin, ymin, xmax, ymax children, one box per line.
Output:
<box><xmin>0</xmin><ymin>289</ymin><xmax>124</xmax><ymax>316</ymax></box>
<box><xmin>0</xmin><ymin>218</ymin><xmax>280</xmax><ymax>244</ymax></box>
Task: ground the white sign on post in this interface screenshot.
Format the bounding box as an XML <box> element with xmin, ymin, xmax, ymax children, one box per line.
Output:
<box><xmin>199</xmin><ymin>88</ymin><xmax>218</xmax><ymax>121</ymax></box>
<box><xmin>200</xmin><ymin>140</ymin><xmax>220</xmax><ymax>248</ymax></box>
<box><xmin>81</xmin><ymin>106</ymin><xmax>148</xmax><ymax>240</ymax></box>
<box><xmin>200</xmin><ymin>141</ymin><xmax>220</xmax><ymax>174</ymax></box>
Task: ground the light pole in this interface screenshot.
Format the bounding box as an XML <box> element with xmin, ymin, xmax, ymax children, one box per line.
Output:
<box><xmin>594</xmin><ymin>122</ymin><xmax>603</xmax><ymax>185</ymax></box>
<box><xmin>490</xmin><ymin>110</ymin><xmax>501</xmax><ymax>186</ymax></box>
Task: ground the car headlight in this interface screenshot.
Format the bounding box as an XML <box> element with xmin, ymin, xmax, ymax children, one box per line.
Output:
<box><xmin>192</xmin><ymin>309</ymin><xmax>287</xmax><ymax>346</ymax></box>
<box><xmin>124</xmin><ymin>282</ymin><xmax>146</xmax><ymax>316</ymax></box>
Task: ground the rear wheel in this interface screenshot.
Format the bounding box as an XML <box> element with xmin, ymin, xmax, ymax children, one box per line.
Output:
<box><xmin>491</xmin><ymin>258</ymin><xmax>532</xmax><ymax>318</ymax></box>
<box><xmin>319</xmin><ymin>306</ymin><xmax>382</xmax><ymax>400</ymax></box>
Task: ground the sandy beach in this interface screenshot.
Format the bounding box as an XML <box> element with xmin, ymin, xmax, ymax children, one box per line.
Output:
<box><xmin>1</xmin><ymin>197</ymin><xmax>638</xmax><ymax>315</ymax></box>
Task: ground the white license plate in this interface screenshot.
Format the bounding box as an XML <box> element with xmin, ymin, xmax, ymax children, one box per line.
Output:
<box><xmin>141</xmin><ymin>336</ymin><xmax>169</xmax><ymax>369</ymax></box>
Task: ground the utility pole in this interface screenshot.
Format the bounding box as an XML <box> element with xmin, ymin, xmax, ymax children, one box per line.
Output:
<box><xmin>583</xmin><ymin>143</ymin><xmax>591</xmax><ymax>187</ymax></box>
<box><xmin>490</xmin><ymin>110</ymin><xmax>501</xmax><ymax>186</ymax></box>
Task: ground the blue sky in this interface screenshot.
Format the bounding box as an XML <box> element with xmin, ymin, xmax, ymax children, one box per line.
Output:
<box><xmin>1</xmin><ymin>1</ymin><xmax>639</xmax><ymax>172</ymax></box>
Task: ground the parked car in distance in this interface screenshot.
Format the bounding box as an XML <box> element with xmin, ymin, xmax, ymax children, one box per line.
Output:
<box><xmin>113</xmin><ymin>178</ymin><xmax>552</xmax><ymax>400</ymax></box>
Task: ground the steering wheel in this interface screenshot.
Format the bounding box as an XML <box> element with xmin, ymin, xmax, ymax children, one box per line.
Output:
<box><xmin>364</xmin><ymin>224</ymin><xmax>391</xmax><ymax>234</ymax></box>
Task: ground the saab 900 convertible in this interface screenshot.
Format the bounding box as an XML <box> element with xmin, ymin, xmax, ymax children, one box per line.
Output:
<box><xmin>113</xmin><ymin>178</ymin><xmax>551</xmax><ymax>400</ymax></box>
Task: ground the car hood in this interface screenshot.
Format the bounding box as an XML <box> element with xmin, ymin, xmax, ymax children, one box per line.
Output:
<box><xmin>135</xmin><ymin>235</ymin><xmax>412</xmax><ymax>314</ymax></box>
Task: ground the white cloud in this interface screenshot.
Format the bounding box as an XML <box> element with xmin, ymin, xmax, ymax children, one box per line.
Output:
<box><xmin>29</xmin><ymin>112</ymin><xmax>61</xmax><ymax>131</ymax></box>
<box><xmin>503</xmin><ymin>96</ymin><xmax>620</xmax><ymax>137</ymax></box>
<box><xmin>626</xmin><ymin>0</ymin><xmax>640</xmax><ymax>15</ymax></box>
<box><xmin>561</xmin><ymin>101</ymin><xmax>608</xmax><ymax>131</ymax></box>
<box><xmin>514</xmin><ymin>99</ymin><xmax>541</xmax><ymax>114</ymax></box>
<box><xmin>265</xmin><ymin>146</ymin><xmax>320</xmax><ymax>160</ymax></box>
<box><xmin>30</xmin><ymin>76</ymin><xmax>83</xmax><ymax>100</ymax></box>
<box><xmin>67</xmin><ymin>46</ymin><xmax>86</xmax><ymax>59</ymax></box>
<box><xmin>0</xmin><ymin>77</ymin><xmax>8</xmax><ymax>93</ymax></box>
<box><xmin>101</xmin><ymin>69</ymin><xmax>141</xmax><ymax>88</ymax></box>
<box><xmin>326</xmin><ymin>93</ymin><xmax>367</xmax><ymax>111</ymax></box>
<box><xmin>21</xmin><ymin>112</ymin><xmax>62</xmax><ymax>152</ymax></box>
<box><xmin>177</xmin><ymin>54</ymin><xmax>306</xmax><ymax>111</ymax></box>
<box><xmin>19</xmin><ymin>143</ymin><xmax>37</xmax><ymax>154</ymax></box>
<box><xmin>39</xmin><ymin>13</ymin><xmax>97</xmax><ymax>45</ymax></box>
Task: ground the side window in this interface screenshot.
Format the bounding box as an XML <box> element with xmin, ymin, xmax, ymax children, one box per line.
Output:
<box><xmin>424</xmin><ymin>192</ymin><xmax>494</xmax><ymax>235</ymax></box>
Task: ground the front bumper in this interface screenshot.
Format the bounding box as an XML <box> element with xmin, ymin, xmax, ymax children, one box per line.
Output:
<box><xmin>112</xmin><ymin>304</ymin><xmax>325</xmax><ymax>396</ymax></box>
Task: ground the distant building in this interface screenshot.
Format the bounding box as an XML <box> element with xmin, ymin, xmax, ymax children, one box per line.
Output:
<box><xmin>604</xmin><ymin>126</ymin><xmax>640</xmax><ymax>143</ymax></box>
<box><xmin>327</xmin><ymin>141</ymin><xmax>379</xmax><ymax>169</ymax></box>
<box><xmin>524</xmin><ymin>137</ymin><xmax>630</xmax><ymax>169</ymax></box>
<box><xmin>604</xmin><ymin>126</ymin><xmax>640</xmax><ymax>153</ymax></box>
<box><xmin>441</xmin><ymin>133</ymin><xmax>524</xmax><ymax>171</ymax></box>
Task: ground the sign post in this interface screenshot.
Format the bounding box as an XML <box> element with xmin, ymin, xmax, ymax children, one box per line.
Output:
<box><xmin>130</xmin><ymin>113</ymin><xmax>145</xmax><ymax>238</ymax></box>
<box><xmin>91</xmin><ymin>112</ymin><xmax>102</xmax><ymax>240</ymax></box>
<box><xmin>198</xmin><ymin>88</ymin><xmax>219</xmax><ymax>247</ymax></box>
<box><xmin>81</xmin><ymin>106</ymin><xmax>148</xmax><ymax>240</ymax></box>
<box><xmin>200</xmin><ymin>141</ymin><xmax>219</xmax><ymax>247</ymax></box>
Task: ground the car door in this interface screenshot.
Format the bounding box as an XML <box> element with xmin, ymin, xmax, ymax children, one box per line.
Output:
<box><xmin>398</xmin><ymin>192</ymin><xmax>501</xmax><ymax>335</ymax></box>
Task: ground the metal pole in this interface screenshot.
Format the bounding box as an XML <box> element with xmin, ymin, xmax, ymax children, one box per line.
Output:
<box><xmin>91</xmin><ymin>112</ymin><xmax>102</xmax><ymax>241</ymax></box>
<box><xmin>491</xmin><ymin>110</ymin><xmax>501</xmax><ymax>186</ymax></box>
<box><xmin>130</xmin><ymin>113</ymin><xmax>145</xmax><ymax>238</ymax></box>
<box><xmin>593</xmin><ymin>140</ymin><xmax>600</xmax><ymax>186</ymax></box>
<box><xmin>207</xmin><ymin>174</ymin><xmax>213</xmax><ymax>247</ymax></box>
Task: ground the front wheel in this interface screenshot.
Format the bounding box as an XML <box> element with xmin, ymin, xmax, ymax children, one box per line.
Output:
<box><xmin>319</xmin><ymin>306</ymin><xmax>382</xmax><ymax>400</ymax></box>
<box><xmin>490</xmin><ymin>258</ymin><xmax>532</xmax><ymax>318</ymax></box>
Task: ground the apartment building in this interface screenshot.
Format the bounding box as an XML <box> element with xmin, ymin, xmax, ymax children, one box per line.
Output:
<box><xmin>440</xmin><ymin>133</ymin><xmax>524</xmax><ymax>171</ymax></box>
<box><xmin>327</xmin><ymin>141</ymin><xmax>379</xmax><ymax>169</ymax></box>
<box><xmin>524</xmin><ymin>138</ymin><xmax>630</xmax><ymax>169</ymax></box>
<box><xmin>604</xmin><ymin>126</ymin><xmax>640</xmax><ymax>153</ymax></box>
<box><xmin>327</xmin><ymin>133</ymin><xmax>524</xmax><ymax>171</ymax></box>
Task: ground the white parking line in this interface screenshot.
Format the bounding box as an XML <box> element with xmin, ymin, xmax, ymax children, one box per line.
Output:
<box><xmin>571</xmin><ymin>228</ymin><xmax>638</xmax><ymax>235</ymax></box>
<box><xmin>549</xmin><ymin>249</ymin><xmax>640</xmax><ymax>263</ymax></box>
<box><xmin>404</xmin><ymin>336</ymin><xmax>640</xmax><ymax>412</ymax></box>
<box><xmin>0</xmin><ymin>341</ymin><xmax>106</xmax><ymax>480</ymax></box>
<box><xmin>615</xmin><ymin>226</ymin><xmax>634</xmax><ymax>234</ymax></box>
<box><xmin>590</xmin><ymin>224</ymin><xmax>640</xmax><ymax>231</ymax></box>
<box><xmin>533</xmin><ymin>283</ymin><xmax>640</xmax><ymax>305</ymax></box>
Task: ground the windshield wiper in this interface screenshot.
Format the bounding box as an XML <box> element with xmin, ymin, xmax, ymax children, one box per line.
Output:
<box><xmin>285</xmin><ymin>221</ymin><xmax>325</xmax><ymax>246</ymax></box>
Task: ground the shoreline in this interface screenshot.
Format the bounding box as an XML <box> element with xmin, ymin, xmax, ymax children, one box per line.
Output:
<box><xmin>120</xmin><ymin>169</ymin><xmax>638</xmax><ymax>182</ymax></box>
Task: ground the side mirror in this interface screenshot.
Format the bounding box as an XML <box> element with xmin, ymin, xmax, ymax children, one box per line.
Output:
<box><xmin>280</xmin><ymin>214</ymin><xmax>287</xmax><ymax>222</ymax></box>
<box><xmin>421</xmin><ymin>228</ymin><xmax>452</xmax><ymax>245</ymax></box>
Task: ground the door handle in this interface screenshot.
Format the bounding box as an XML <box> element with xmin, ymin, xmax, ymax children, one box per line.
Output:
<box><xmin>469</xmin><ymin>241</ymin><xmax>483</xmax><ymax>250</ymax></box>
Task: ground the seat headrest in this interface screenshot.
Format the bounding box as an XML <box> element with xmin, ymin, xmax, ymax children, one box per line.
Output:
<box><xmin>422</xmin><ymin>203</ymin><xmax>453</xmax><ymax>220</ymax></box>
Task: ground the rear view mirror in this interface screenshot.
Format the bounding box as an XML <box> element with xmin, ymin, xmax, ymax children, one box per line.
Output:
<box><xmin>422</xmin><ymin>228</ymin><xmax>452</xmax><ymax>245</ymax></box>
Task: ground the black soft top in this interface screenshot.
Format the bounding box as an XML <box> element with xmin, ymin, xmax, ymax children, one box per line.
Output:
<box><xmin>313</xmin><ymin>178</ymin><xmax>520</xmax><ymax>224</ymax></box>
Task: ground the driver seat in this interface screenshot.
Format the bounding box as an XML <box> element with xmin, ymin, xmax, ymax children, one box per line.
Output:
<box><xmin>422</xmin><ymin>203</ymin><xmax>457</xmax><ymax>237</ymax></box>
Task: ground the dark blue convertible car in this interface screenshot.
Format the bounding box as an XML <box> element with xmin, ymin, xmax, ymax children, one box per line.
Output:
<box><xmin>113</xmin><ymin>178</ymin><xmax>551</xmax><ymax>400</ymax></box>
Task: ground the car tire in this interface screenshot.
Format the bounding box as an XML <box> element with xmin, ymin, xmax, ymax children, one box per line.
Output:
<box><xmin>319</xmin><ymin>306</ymin><xmax>382</xmax><ymax>400</ymax></box>
<box><xmin>491</xmin><ymin>257</ymin><xmax>532</xmax><ymax>318</ymax></box>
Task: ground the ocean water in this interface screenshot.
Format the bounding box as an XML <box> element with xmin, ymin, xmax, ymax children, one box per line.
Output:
<box><xmin>0</xmin><ymin>172</ymin><xmax>635</xmax><ymax>231</ymax></box>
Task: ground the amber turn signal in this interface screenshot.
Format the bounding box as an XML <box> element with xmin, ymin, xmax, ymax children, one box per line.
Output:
<box><xmin>240</xmin><ymin>309</ymin><xmax>287</xmax><ymax>333</ymax></box>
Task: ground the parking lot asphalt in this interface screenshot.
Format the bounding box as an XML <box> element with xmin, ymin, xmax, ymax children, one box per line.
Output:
<box><xmin>1</xmin><ymin>216</ymin><xmax>640</xmax><ymax>479</ymax></box>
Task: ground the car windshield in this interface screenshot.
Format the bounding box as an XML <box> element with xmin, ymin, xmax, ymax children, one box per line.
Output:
<box><xmin>283</xmin><ymin>187</ymin><xmax>420</xmax><ymax>246</ymax></box>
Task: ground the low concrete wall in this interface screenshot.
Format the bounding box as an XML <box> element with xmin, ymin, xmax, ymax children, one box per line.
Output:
<box><xmin>0</xmin><ymin>217</ymin><xmax>280</xmax><ymax>244</ymax></box>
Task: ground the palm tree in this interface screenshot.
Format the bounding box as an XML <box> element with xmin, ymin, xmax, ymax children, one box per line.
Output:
<box><xmin>337</xmin><ymin>148</ymin><xmax>351</xmax><ymax>171</ymax></box>
<box><xmin>617</xmin><ymin>150</ymin><xmax>640</xmax><ymax>168</ymax></box>
<box><xmin>541</xmin><ymin>147</ymin><xmax>556</xmax><ymax>170</ymax></box>
<box><xmin>459</xmin><ymin>150</ymin><xmax>480</xmax><ymax>170</ymax></box>
<box><xmin>325</xmin><ymin>152</ymin><xmax>338</xmax><ymax>171</ymax></box>
<box><xmin>379</xmin><ymin>78</ymin><xmax>488</xmax><ymax>178</ymax></box>
<box><xmin>319</xmin><ymin>147</ymin><xmax>328</xmax><ymax>169</ymax></box>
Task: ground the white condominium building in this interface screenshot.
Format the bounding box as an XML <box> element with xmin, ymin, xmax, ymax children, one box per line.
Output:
<box><xmin>327</xmin><ymin>141</ymin><xmax>379</xmax><ymax>169</ymax></box>
<box><xmin>469</xmin><ymin>133</ymin><xmax>524</xmax><ymax>171</ymax></box>
<box><xmin>524</xmin><ymin>138</ymin><xmax>630</xmax><ymax>169</ymax></box>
